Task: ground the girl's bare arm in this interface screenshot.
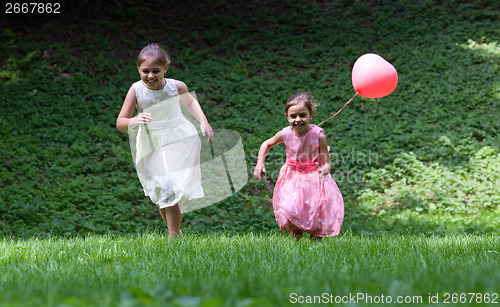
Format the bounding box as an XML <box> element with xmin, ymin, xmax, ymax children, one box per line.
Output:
<box><xmin>316</xmin><ymin>131</ymin><xmax>331</xmax><ymax>177</ymax></box>
<box><xmin>254</xmin><ymin>131</ymin><xmax>283</xmax><ymax>181</ymax></box>
<box><xmin>116</xmin><ymin>86</ymin><xmax>152</xmax><ymax>132</ymax></box>
<box><xmin>176</xmin><ymin>80</ymin><xmax>213</xmax><ymax>142</ymax></box>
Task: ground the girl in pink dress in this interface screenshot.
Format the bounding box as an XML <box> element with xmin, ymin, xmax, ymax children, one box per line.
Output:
<box><xmin>254</xmin><ymin>93</ymin><xmax>344</xmax><ymax>240</ymax></box>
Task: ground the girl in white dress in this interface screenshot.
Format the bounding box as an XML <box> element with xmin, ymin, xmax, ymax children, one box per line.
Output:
<box><xmin>117</xmin><ymin>44</ymin><xmax>213</xmax><ymax>238</ymax></box>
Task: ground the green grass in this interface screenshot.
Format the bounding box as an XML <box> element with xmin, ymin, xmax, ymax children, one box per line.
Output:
<box><xmin>1</xmin><ymin>232</ymin><xmax>499</xmax><ymax>306</ymax></box>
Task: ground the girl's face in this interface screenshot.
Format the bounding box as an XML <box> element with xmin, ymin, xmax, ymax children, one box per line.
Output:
<box><xmin>286</xmin><ymin>102</ymin><xmax>313</xmax><ymax>135</ymax></box>
<box><xmin>138</xmin><ymin>58</ymin><xmax>168</xmax><ymax>90</ymax></box>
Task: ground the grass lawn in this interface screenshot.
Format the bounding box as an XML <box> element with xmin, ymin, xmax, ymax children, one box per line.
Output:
<box><xmin>1</xmin><ymin>232</ymin><xmax>499</xmax><ymax>306</ymax></box>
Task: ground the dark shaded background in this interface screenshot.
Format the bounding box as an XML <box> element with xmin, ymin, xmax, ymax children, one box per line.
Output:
<box><xmin>2</xmin><ymin>0</ymin><xmax>289</xmax><ymax>62</ymax></box>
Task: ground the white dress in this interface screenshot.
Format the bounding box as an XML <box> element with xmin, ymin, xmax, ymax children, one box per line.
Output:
<box><xmin>129</xmin><ymin>79</ymin><xmax>204</xmax><ymax>212</ymax></box>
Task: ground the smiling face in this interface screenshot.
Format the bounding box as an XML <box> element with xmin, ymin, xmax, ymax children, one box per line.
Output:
<box><xmin>286</xmin><ymin>102</ymin><xmax>314</xmax><ymax>135</ymax></box>
<box><xmin>138</xmin><ymin>58</ymin><xmax>168</xmax><ymax>90</ymax></box>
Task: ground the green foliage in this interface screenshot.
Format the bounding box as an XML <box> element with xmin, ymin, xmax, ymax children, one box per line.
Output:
<box><xmin>1</xmin><ymin>0</ymin><xmax>499</xmax><ymax>236</ymax></box>
<box><xmin>359</xmin><ymin>147</ymin><xmax>500</xmax><ymax>234</ymax></box>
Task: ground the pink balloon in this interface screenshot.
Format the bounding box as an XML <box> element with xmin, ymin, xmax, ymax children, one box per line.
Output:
<box><xmin>352</xmin><ymin>53</ymin><xmax>398</xmax><ymax>98</ymax></box>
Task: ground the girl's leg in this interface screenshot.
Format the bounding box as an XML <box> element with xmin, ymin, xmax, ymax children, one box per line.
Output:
<box><xmin>291</xmin><ymin>229</ymin><xmax>303</xmax><ymax>240</ymax></box>
<box><xmin>159</xmin><ymin>207</ymin><xmax>168</xmax><ymax>226</ymax></box>
<box><xmin>284</xmin><ymin>219</ymin><xmax>303</xmax><ymax>240</ymax></box>
<box><xmin>165</xmin><ymin>201</ymin><xmax>183</xmax><ymax>239</ymax></box>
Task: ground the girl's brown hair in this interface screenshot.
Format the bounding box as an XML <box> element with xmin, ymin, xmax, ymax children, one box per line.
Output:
<box><xmin>285</xmin><ymin>92</ymin><xmax>319</xmax><ymax>114</ymax></box>
<box><xmin>137</xmin><ymin>43</ymin><xmax>171</xmax><ymax>67</ymax></box>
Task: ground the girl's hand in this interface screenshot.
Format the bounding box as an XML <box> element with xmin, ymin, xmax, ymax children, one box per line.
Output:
<box><xmin>315</xmin><ymin>162</ymin><xmax>330</xmax><ymax>179</ymax></box>
<box><xmin>253</xmin><ymin>162</ymin><xmax>266</xmax><ymax>181</ymax></box>
<box><xmin>253</xmin><ymin>131</ymin><xmax>283</xmax><ymax>181</ymax></box>
<box><xmin>129</xmin><ymin>113</ymin><xmax>152</xmax><ymax>129</ymax></box>
<box><xmin>200</xmin><ymin>122</ymin><xmax>213</xmax><ymax>143</ymax></box>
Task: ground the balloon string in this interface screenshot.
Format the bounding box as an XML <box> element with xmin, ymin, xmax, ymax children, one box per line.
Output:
<box><xmin>317</xmin><ymin>91</ymin><xmax>359</xmax><ymax>126</ymax></box>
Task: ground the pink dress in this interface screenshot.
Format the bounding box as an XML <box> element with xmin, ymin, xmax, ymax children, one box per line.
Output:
<box><xmin>273</xmin><ymin>125</ymin><xmax>344</xmax><ymax>237</ymax></box>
